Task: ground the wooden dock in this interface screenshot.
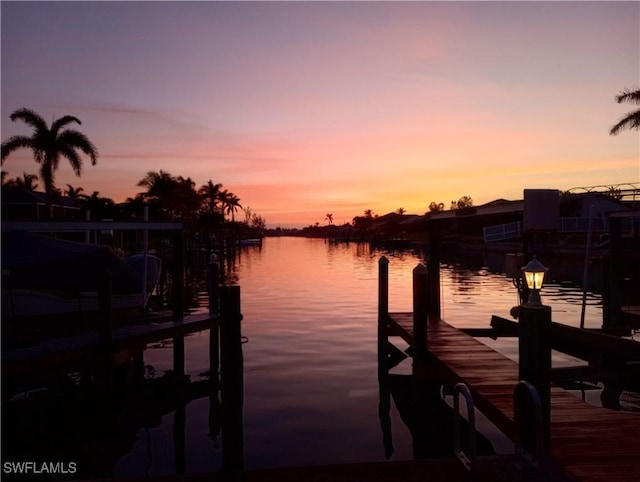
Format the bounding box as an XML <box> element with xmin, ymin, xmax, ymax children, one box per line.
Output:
<box><xmin>386</xmin><ymin>312</ymin><xmax>640</xmax><ymax>482</ymax></box>
<box><xmin>2</xmin><ymin>313</ymin><xmax>218</xmax><ymax>381</ymax></box>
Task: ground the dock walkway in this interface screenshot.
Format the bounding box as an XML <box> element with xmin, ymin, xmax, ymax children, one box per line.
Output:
<box><xmin>387</xmin><ymin>312</ymin><xmax>640</xmax><ymax>482</ymax></box>
<box><xmin>2</xmin><ymin>313</ymin><xmax>217</xmax><ymax>380</ymax></box>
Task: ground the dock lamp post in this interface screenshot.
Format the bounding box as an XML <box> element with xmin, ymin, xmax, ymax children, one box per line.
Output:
<box><xmin>522</xmin><ymin>257</ymin><xmax>549</xmax><ymax>306</ymax></box>
<box><xmin>518</xmin><ymin>257</ymin><xmax>552</xmax><ymax>455</ymax></box>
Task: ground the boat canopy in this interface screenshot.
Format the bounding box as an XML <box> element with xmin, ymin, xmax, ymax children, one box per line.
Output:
<box><xmin>2</xmin><ymin>230</ymin><xmax>141</xmax><ymax>294</ymax></box>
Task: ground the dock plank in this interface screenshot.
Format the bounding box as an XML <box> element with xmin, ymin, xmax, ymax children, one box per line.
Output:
<box><xmin>387</xmin><ymin>312</ymin><xmax>640</xmax><ymax>482</ymax></box>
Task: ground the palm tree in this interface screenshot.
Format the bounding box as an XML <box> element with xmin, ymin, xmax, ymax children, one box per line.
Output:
<box><xmin>325</xmin><ymin>213</ymin><xmax>334</xmax><ymax>225</ymax></box>
<box><xmin>223</xmin><ymin>192</ymin><xmax>242</xmax><ymax>222</ymax></box>
<box><xmin>64</xmin><ymin>184</ymin><xmax>85</xmax><ymax>200</ymax></box>
<box><xmin>610</xmin><ymin>87</ymin><xmax>640</xmax><ymax>135</ymax></box>
<box><xmin>5</xmin><ymin>172</ymin><xmax>39</xmax><ymax>191</ymax></box>
<box><xmin>1</xmin><ymin>108</ymin><xmax>98</xmax><ymax>216</ymax></box>
<box><xmin>84</xmin><ymin>191</ymin><xmax>115</xmax><ymax>220</ymax></box>
<box><xmin>175</xmin><ymin>176</ymin><xmax>200</xmax><ymax>225</ymax></box>
<box><xmin>396</xmin><ymin>207</ymin><xmax>406</xmax><ymax>216</ymax></box>
<box><xmin>137</xmin><ymin>170</ymin><xmax>178</xmax><ymax>219</ymax></box>
<box><xmin>198</xmin><ymin>180</ymin><xmax>223</xmax><ymax>215</ymax></box>
<box><xmin>218</xmin><ymin>189</ymin><xmax>242</xmax><ymax>222</ymax></box>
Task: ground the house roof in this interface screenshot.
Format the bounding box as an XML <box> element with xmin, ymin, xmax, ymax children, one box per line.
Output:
<box><xmin>427</xmin><ymin>199</ymin><xmax>523</xmax><ymax>220</ymax></box>
<box><xmin>1</xmin><ymin>188</ymin><xmax>80</xmax><ymax>209</ymax></box>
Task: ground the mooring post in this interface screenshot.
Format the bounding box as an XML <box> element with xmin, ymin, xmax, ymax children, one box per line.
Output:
<box><xmin>378</xmin><ymin>257</ymin><xmax>389</xmax><ymax>339</ymax></box>
<box><xmin>98</xmin><ymin>269</ymin><xmax>113</xmax><ymax>392</ymax></box>
<box><xmin>208</xmin><ymin>262</ymin><xmax>221</xmax><ymax>386</ymax></box>
<box><xmin>603</xmin><ymin>216</ymin><xmax>623</xmax><ymax>329</ymax></box>
<box><xmin>427</xmin><ymin>221</ymin><xmax>441</xmax><ymax>320</ymax></box>
<box><xmin>220</xmin><ymin>285</ymin><xmax>244</xmax><ymax>472</ymax></box>
<box><xmin>172</xmin><ymin>229</ymin><xmax>185</xmax><ymax>383</ymax></box>
<box><xmin>518</xmin><ymin>304</ymin><xmax>552</xmax><ymax>453</ymax></box>
<box><xmin>377</xmin><ymin>257</ymin><xmax>394</xmax><ymax>459</ymax></box>
<box><xmin>413</xmin><ymin>263</ymin><xmax>429</xmax><ymax>365</ymax></box>
<box><xmin>172</xmin><ymin>229</ymin><xmax>185</xmax><ymax>320</ymax></box>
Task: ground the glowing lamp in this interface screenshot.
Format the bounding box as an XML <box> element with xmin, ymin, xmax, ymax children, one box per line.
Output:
<box><xmin>521</xmin><ymin>257</ymin><xmax>549</xmax><ymax>306</ymax></box>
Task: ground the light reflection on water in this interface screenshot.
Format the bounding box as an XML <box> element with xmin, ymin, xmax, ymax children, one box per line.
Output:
<box><xmin>117</xmin><ymin>236</ymin><xmax>610</xmax><ymax>476</ymax></box>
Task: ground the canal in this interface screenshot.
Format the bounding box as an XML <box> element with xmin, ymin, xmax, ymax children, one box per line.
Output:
<box><xmin>2</xmin><ymin>236</ymin><xmax>632</xmax><ymax>479</ymax></box>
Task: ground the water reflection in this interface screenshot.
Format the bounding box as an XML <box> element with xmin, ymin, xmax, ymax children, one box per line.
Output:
<box><xmin>2</xmin><ymin>237</ymin><xmax>632</xmax><ymax>480</ymax></box>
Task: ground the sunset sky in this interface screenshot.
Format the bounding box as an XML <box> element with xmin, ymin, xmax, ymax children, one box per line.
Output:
<box><xmin>1</xmin><ymin>1</ymin><xmax>639</xmax><ymax>228</ymax></box>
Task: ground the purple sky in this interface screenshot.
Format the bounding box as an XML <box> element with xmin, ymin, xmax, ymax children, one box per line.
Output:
<box><xmin>2</xmin><ymin>1</ymin><xmax>639</xmax><ymax>227</ymax></box>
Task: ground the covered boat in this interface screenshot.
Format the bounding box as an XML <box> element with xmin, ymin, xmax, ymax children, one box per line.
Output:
<box><xmin>1</xmin><ymin>230</ymin><xmax>161</xmax><ymax>318</ymax></box>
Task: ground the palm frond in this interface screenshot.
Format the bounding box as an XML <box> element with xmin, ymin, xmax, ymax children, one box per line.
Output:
<box><xmin>615</xmin><ymin>88</ymin><xmax>640</xmax><ymax>105</ymax></box>
<box><xmin>1</xmin><ymin>135</ymin><xmax>35</xmax><ymax>163</ymax></box>
<box><xmin>9</xmin><ymin>108</ymin><xmax>48</xmax><ymax>131</ymax></box>
<box><xmin>610</xmin><ymin>110</ymin><xmax>640</xmax><ymax>135</ymax></box>
<box><xmin>57</xmin><ymin>130</ymin><xmax>99</xmax><ymax>164</ymax></box>
<box><xmin>59</xmin><ymin>145</ymin><xmax>83</xmax><ymax>176</ymax></box>
<box><xmin>51</xmin><ymin>115</ymin><xmax>82</xmax><ymax>135</ymax></box>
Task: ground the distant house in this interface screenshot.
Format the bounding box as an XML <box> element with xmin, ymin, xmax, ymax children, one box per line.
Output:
<box><xmin>426</xmin><ymin>192</ymin><xmax>633</xmax><ymax>244</ymax></box>
<box><xmin>1</xmin><ymin>188</ymin><xmax>81</xmax><ymax>221</ymax></box>
<box><xmin>371</xmin><ymin>212</ymin><xmax>422</xmax><ymax>237</ymax></box>
<box><xmin>427</xmin><ymin>198</ymin><xmax>524</xmax><ymax>242</ymax></box>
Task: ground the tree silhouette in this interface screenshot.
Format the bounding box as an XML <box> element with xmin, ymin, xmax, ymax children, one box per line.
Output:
<box><xmin>1</xmin><ymin>108</ymin><xmax>98</xmax><ymax>217</ymax></box>
<box><xmin>198</xmin><ymin>180</ymin><xmax>223</xmax><ymax>215</ymax></box>
<box><xmin>64</xmin><ymin>184</ymin><xmax>86</xmax><ymax>200</ymax></box>
<box><xmin>451</xmin><ymin>196</ymin><xmax>474</xmax><ymax>210</ymax></box>
<box><xmin>4</xmin><ymin>172</ymin><xmax>39</xmax><ymax>191</ymax></box>
<box><xmin>325</xmin><ymin>213</ymin><xmax>334</xmax><ymax>225</ymax></box>
<box><xmin>428</xmin><ymin>201</ymin><xmax>445</xmax><ymax>212</ymax></box>
<box><xmin>218</xmin><ymin>189</ymin><xmax>242</xmax><ymax>222</ymax></box>
<box><xmin>610</xmin><ymin>87</ymin><xmax>640</xmax><ymax>135</ymax></box>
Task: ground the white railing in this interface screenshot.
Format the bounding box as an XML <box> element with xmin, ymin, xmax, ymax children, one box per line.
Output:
<box><xmin>483</xmin><ymin>217</ymin><xmax>617</xmax><ymax>243</ymax></box>
<box><xmin>483</xmin><ymin>221</ymin><xmax>523</xmax><ymax>243</ymax></box>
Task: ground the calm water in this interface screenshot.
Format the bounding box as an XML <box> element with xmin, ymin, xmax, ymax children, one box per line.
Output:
<box><xmin>111</xmin><ymin>236</ymin><xmax>611</xmax><ymax>477</ymax></box>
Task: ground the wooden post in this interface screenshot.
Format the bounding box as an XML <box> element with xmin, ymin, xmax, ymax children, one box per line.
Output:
<box><xmin>603</xmin><ymin>216</ymin><xmax>623</xmax><ymax>329</ymax></box>
<box><xmin>377</xmin><ymin>257</ymin><xmax>394</xmax><ymax>459</ymax></box>
<box><xmin>208</xmin><ymin>262</ymin><xmax>220</xmax><ymax>386</ymax></box>
<box><xmin>173</xmin><ymin>338</ymin><xmax>185</xmax><ymax>384</ymax></box>
<box><xmin>172</xmin><ymin>229</ymin><xmax>185</xmax><ymax>321</ymax></box>
<box><xmin>378</xmin><ymin>256</ymin><xmax>389</xmax><ymax>333</ymax></box>
<box><xmin>413</xmin><ymin>263</ymin><xmax>429</xmax><ymax>364</ymax></box>
<box><xmin>98</xmin><ymin>269</ymin><xmax>113</xmax><ymax>392</ymax></box>
<box><xmin>427</xmin><ymin>221</ymin><xmax>441</xmax><ymax>320</ymax></box>
<box><xmin>172</xmin><ymin>229</ymin><xmax>185</xmax><ymax>383</ymax></box>
<box><xmin>518</xmin><ymin>304</ymin><xmax>552</xmax><ymax>453</ymax></box>
<box><xmin>220</xmin><ymin>285</ymin><xmax>244</xmax><ymax>472</ymax></box>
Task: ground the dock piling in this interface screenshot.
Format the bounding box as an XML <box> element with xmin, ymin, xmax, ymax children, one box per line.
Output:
<box><xmin>172</xmin><ymin>230</ymin><xmax>185</xmax><ymax>383</ymax></box>
<box><xmin>208</xmin><ymin>262</ymin><xmax>221</xmax><ymax>385</ymax></box>
<box><xmin>220</xmin><ymin>285</ymin><xmax>244</xmax><ymax>472</ymax></box>
<box><xmin>427</xmin><ymin>221</ymin><xmax>441</xmax><ymax>320</ymax></box>
<box><xmin>378</xmin><ymin>256</ymin><xmax>389</xmax><ymax>323</ymax></box>
<box><xmin>378</xmin><ymin>256</ymin><xmax>389</xmax><ymax>358</ymax></box>
<box><xmin>517</xmin><ymin>304</ymin><xmax>551</xmax><ymax>453</ymax></box>
<box><xmin>172</xmin><ymin>229</ymin><xmax>185</xmax><ymax>320</ymax></box>
<box><xmin>413</xmin><ymin>263</ymin><xmax>429</xmax><ymax>364</ymax></box>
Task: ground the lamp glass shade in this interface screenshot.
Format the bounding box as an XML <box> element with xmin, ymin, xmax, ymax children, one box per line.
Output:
<box><xmin>521</xmin><ymin>257</ymin><xmax>549</xmax><ymax>290</ymax></box>
<box><xmin>524</xmin><ymin>270</ymin><xmax>545</xmax><ymax>290</ymax></box>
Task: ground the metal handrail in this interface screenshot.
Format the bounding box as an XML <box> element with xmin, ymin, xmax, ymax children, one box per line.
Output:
<box><xmin>513</xmin><ymin>380</ymin><xmax>545</xmax><ymax>468</ymax></box>
<box><xmin>453</xmin><ymin>382</ymin><xmax>477</xmax><ymax>472</ymax></box>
